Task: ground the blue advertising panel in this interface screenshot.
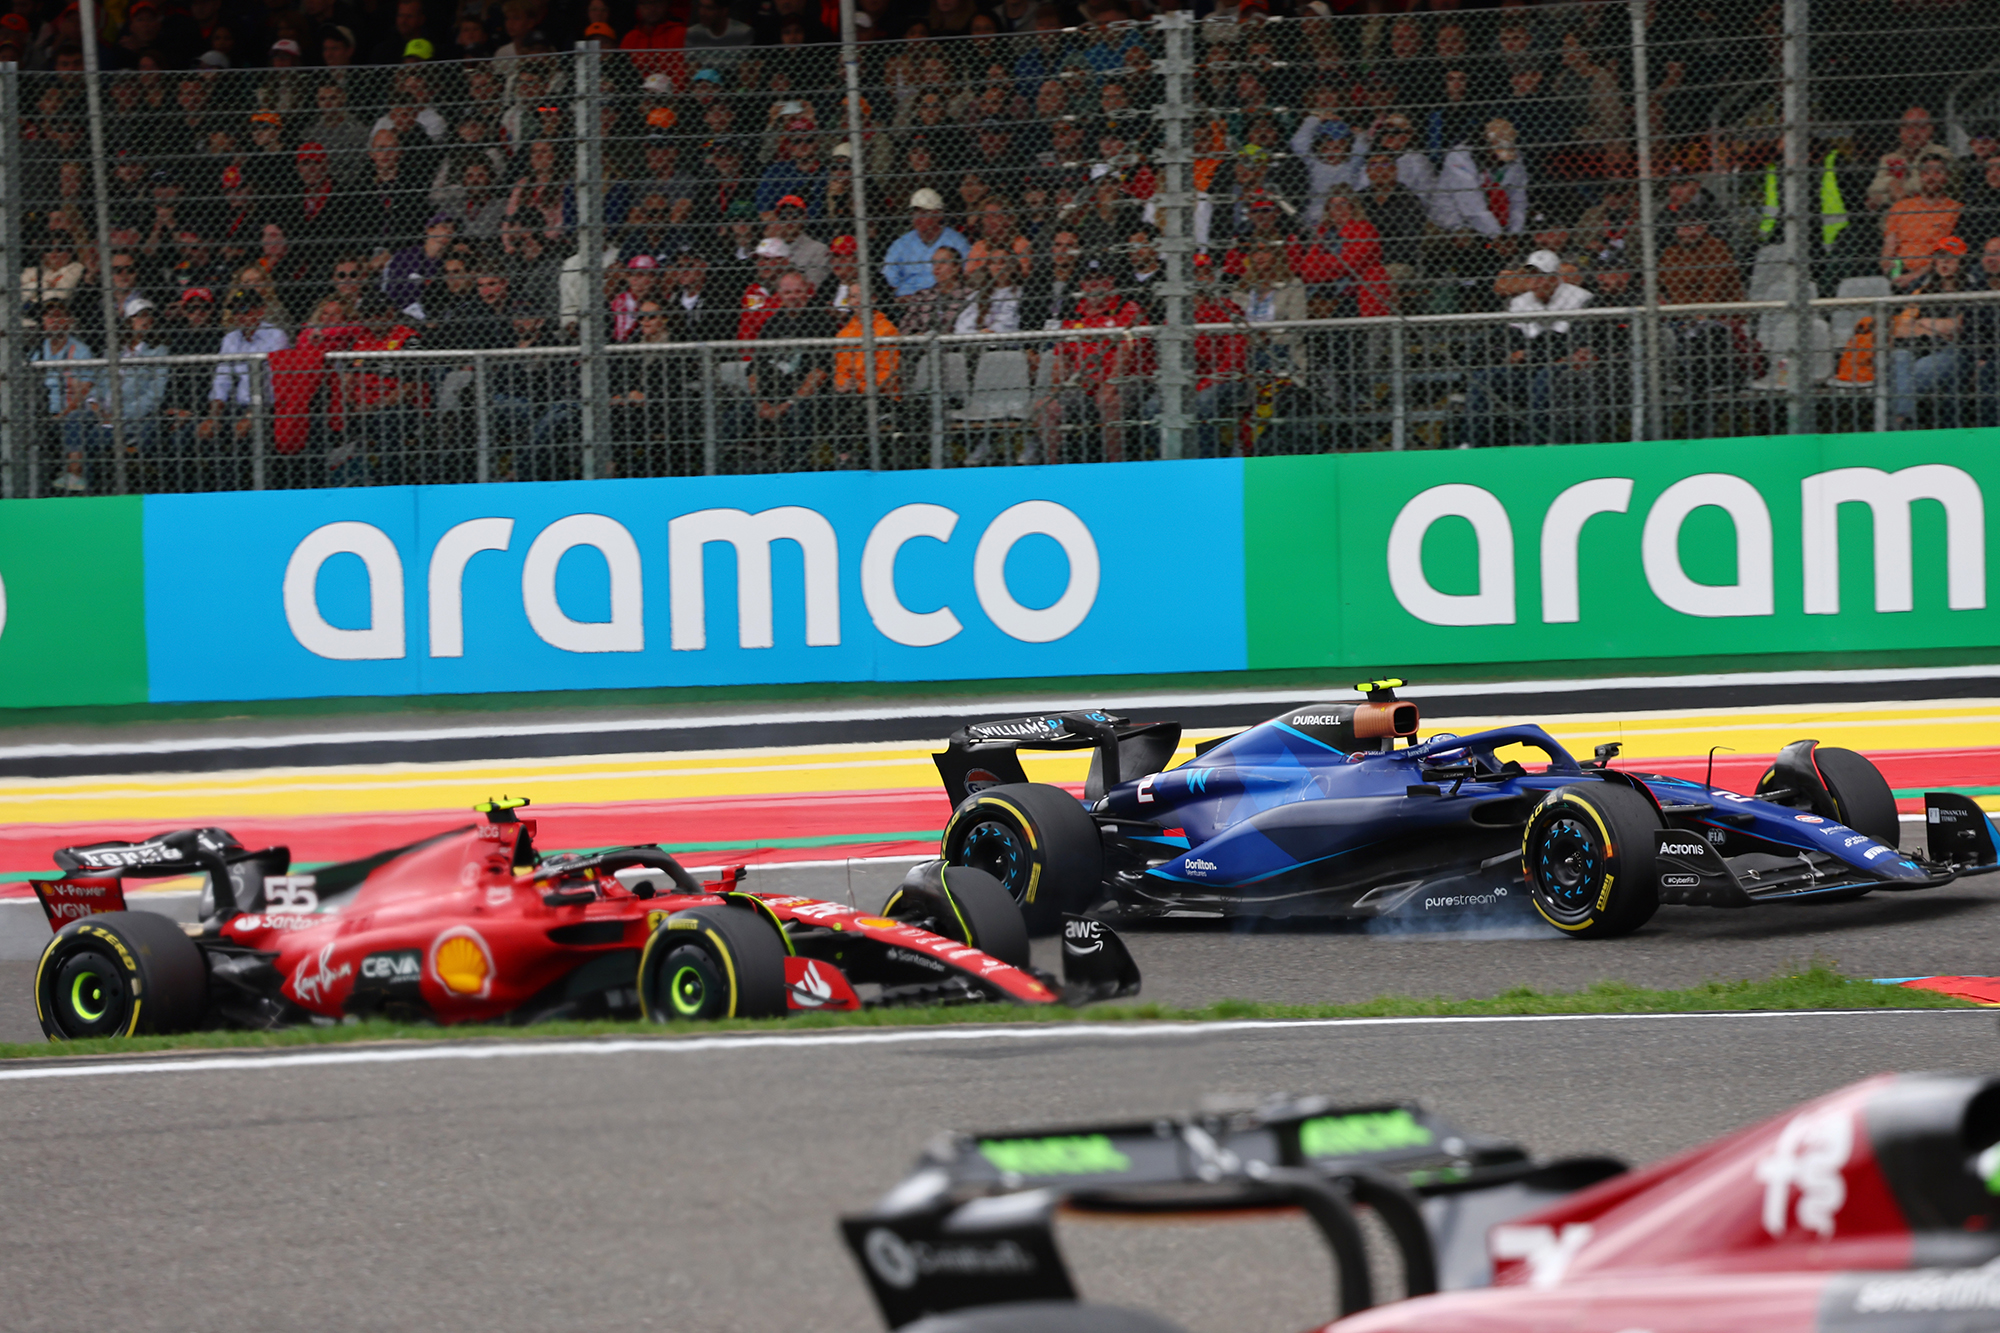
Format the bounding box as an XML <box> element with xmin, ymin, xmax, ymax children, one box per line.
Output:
<box><xmin>142</xmin><ymin>462</ymin><xmax>1246</xmax><ymax>702</ymax></box>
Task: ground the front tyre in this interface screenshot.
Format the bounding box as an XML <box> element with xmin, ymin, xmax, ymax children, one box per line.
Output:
<box><xmin>1814</xmin><ymin>746</ymin><xmax>1900</xmax><ymax>848</ymax></box>
<box><xmin>637</xmin><ymin>905</ymin><xmax>788</xmax><ymax>1022</ymax></box>
<box><xmin>883</xmin><ymin>864</ymin><xmax>1032</xmax><ymax>971</ymax></box>
<box><xmin>36</xmin><ymin>911</ymin><xmax>209</xmax><ymax>1041</ymax></box>
<box><xmin>942</xmin><ymin>784</ymin><xmax>1103</xmax><ymax>937</ymax></box>
<box><xmin>1521</xmin><ymin>783</ymin><xmax>1662</xmax><ymax>939</ymax></box>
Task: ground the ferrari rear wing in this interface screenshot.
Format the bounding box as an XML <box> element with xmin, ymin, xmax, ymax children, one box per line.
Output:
<box><xmin>841</xmin><ymin>1097</ymin><xmax>1624</xmax><ymax>1328</ymax></box>
<box><xmin>934</xmin><ymin>711</ymin><xmax>1182</xmax><ymax>805</ymax></box>
<box><xmin>20</xmin><ymin>828</ymin><xmax>289</xmax><ymax>932</ymax></box>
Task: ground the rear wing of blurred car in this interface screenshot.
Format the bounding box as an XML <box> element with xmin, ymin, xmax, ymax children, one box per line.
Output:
<box><xmin>841</xmin><ymin>1097</ymin><xmax>1623</xmax><ymax>1328</ymax></box>
<box><xmin>21</xmin><ymin>828</ymin><xmax>287</xmax><ymax>932</ymax></box>
<box><xmin>934</xmin><ymin>710</ymin><xmax>1182</xmax><ymax>805</ymax></box>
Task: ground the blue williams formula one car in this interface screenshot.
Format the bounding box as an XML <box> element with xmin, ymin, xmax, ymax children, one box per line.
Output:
<box><xmin>928</xmin><ymin>681</ymin><xmax>2000</xmax><ymax>939</ymax></box>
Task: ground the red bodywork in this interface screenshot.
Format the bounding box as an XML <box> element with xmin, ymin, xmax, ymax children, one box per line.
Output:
<box><xmin>23</xmin><ymin>820</ymin><xmax>1055</xmax><ymax>1021</ymax></box>
<box><xmin>1330</xmin><ymin>1074</ymin><xmax>1997</xmax><ymax>1333</ymax></box>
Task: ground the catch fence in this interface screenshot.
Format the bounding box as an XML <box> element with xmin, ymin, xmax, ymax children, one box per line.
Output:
<box><xmin>6</xmin><ymin>0</ymin><xmax>2000</xmax><ymax>495</ymax></box>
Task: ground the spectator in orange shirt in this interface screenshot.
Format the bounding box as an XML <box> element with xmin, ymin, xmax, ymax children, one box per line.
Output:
<box><xmin>1881</xmin><ymin>158</ymin><xmax>1963</xmax><ymax>285</ymax></box>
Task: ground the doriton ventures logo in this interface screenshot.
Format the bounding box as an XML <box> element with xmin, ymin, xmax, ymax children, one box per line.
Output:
<box><xmin>861</xmin><ymin>1227</ymin><xmax>1037</xmax><ymax>1291</ymax></box>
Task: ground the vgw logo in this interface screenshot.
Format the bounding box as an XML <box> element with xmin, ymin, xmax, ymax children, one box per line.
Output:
<box><xmin>279</xmin><ymin>501</ymin><xmax>1100</xmax><ymax>661</ymax></box>
<box><xmin>1386</xmin><ymin>466</ymin><xmax>1985</xmax><ymax>626</ymax></box>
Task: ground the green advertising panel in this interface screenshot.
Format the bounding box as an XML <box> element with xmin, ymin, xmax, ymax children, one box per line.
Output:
<box><xmin>0</xmin><ymin>497</ymin><xmax>148</xmax><ymax>707</ymax></box>
<box><xmin>1244</xmin><ymin>430</ymin><xmax>1998</xmax><ymax>670</ymax></box>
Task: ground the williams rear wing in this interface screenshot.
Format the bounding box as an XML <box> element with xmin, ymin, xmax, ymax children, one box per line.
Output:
<box><xmin>842</xmin><ymin>1097</ymin><xmax>1624</xmax><ymax>1328</ymax></box>
<box><xmin>934</xmin><ymin>711</ymin><xmax>1182</xmax><ymax>805</ymax></box>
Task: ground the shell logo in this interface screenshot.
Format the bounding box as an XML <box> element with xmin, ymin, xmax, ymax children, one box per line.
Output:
<box><xmin>429</xmin><ymin>927</ymin><xmax>494</xmax><ymax>999</ymax></box>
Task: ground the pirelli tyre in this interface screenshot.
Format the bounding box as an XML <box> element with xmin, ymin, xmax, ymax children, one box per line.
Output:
<box><xmin>942</xmin><ymin>783</ymin><xmax>1103</xmax><ymax>937</ymax></box>
<box><xmin>1521</xmin><ymin>783</ymin><xmax>1662</xmax><ymax>939</ymax></box>
<box><xmin>35</xmin><ymin>911</ymin><xmax>209</xmax><ymax>1041</ymax></box>
<box><xmin>637</xmin><ymin>905</ymin><xmax>788</xmax><ymax>1022</ymax></box>
<box><xmin>883</xmin><ymin>864</ymin><xmax>1032</xmax><ymax>971</ymax></box>
<box><xmin>1815</xmin><ymin>746</ymin><xmax>1901</xmax><ymax>848</ymax></box>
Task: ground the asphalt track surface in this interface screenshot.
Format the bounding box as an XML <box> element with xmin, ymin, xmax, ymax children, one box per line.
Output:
<box><xmin>1</xmin><ymin>1011</ymin><xmax>1992</xmax><ymax>1332</ymax></box>
<box><xmin>7</xmin><ymin>852</ymin><xmax>2000</xmax><ymax>1047</ymax></box>
<box><xmin>6</xmin><ymin>664</ymin><xmax>2000</xmax><ymax>777</ymax></box>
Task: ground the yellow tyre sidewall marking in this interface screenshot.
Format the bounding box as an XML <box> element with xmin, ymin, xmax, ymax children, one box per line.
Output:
<box><xmin>35</xmin><ymin>923</ymin><xmax>146</xmax><ymax>1037</ymax></box>
<box><xmin>948</xmin><ymin>796</ymin><xmax>1042</xmax><ymax>906</ymax></box>
<box><xmin>701</xmin><ymin>926</ymin><xmax>741</xmax><ymax>1018</ymax></box>
<box><xmin>1529</xmin><ymin>793</ymin><xmax>1616</xmax><ymax>933</ymax></box>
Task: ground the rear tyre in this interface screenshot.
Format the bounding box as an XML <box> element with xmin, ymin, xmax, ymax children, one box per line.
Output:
<box><xmin>884</xmin><ymin>866</ymin><xmax>1031</xmax><ymax>971</ymax></box>
<box><xmin>35</xmin><ymin>911</ymin><xmax>209</xmax><ymax>1041</ymax></box>
<box><xmin>637</xmin><ymin>906</ymin><xmax>788</xmax><ymax>1021</ymax></box>
<box><xmin>1521</xmin><ymin>783</ymin><xmax>1662</xmax><ymax>939</ymax></box>
<box><xmin>1815</xmin><ymin>746</ymin><xmax>1901</xmax><ymax>848</ymax></box>
<box><xmin>942</xmin><ymin>783</ymin><xmax>1103</xmax><ymax>937</ymax></box>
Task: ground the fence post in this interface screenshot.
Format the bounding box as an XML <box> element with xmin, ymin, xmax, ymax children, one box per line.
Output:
<box><xmin>1154</xmin><ymin>10</ymin><xmax>1192</xmax><ymax>461</ymax></box>
<box><xmin>1871</xmin><ymin>296</ymin><xmax>1889</xmax><ymax>431</ymax></box>
<box><xmin>1782</xmin><ymin>0</ymin><xmax>1815</xmax><ymax>433</ymax></box>
<box><xmin>1628</xmin><ymin>311</ymin><xmax>1646</xmax><ymax>440</ymax></box>
<box><xmin>574</xmin><ymin>40</ymin><xmax>607</xmax><ymax>480</ymax></box>
<box><xmin>838</xmin><ymin>0</ymin><xmax>881</xmax><ymax>469</ymax></box>
<box><xmin>474</xmin><ymin>352</ymin><xmax>491</xmax><ymax>485</ymax></box>
<box><xmin>1389</xmin><ymin>318</ymin><xmax>1407</xmax><ymax>450</ymax></box>
<box><xmin>1628</xmin><ymin>0</ymin><xmax>1664</xmax><ymax>442</ymax></box>
<box><xmin>0</xmin><ymin>62</ymin><xmax>17</xmax><ymax>499</ymax></box>
<box><xmin>928</xmin><ymin>331</ymin><xmax>944</xmax><ymax>469</ymax></box>
<box><xmin>249</xmin><ymin>354</ymin><xmax>266</xmax><ymax>490</ymax></box>
<box><xmin>700</xmin><ymin>343</ymin><xmax>719</xmax><ymax>476</ymax></box>
<box><xmin>76</xmin><ymin>0</ymin><xmax>126</xmax><ymax>489</ymax></box>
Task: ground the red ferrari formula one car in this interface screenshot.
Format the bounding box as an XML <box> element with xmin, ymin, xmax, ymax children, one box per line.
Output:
<box><xmin>844</xmin><ymin>1072</ymin><xmax>2000</xmax><ymax>1333</ymax></box>
<box><xmin>20</xmin><ymin>798</ymin><xmax>1140</xmax><ymax>1041</ymax></box>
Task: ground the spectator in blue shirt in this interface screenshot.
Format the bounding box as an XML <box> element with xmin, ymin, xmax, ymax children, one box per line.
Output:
<box><xmin>67</xmin><ymin>296</ymin><xmax>171</xmax><ymax>493</ymax></box>
<box><xmin>37</xmin><ymin>298</ymin><xmax>95</xmax><ymax>494</ymax></box>
<box><xmin>755</xmin><ymin>124</ymin><xmax>829</xmax><ymax>219</ymax></box>
<box><xmin>882</xmin><ymin>188</ymin><xmax>971</xmax><ymax>299</ymax></box>
<box><xmin>199</xmin><ymin>289</ymin><xmax>291</xmax><ymax>488</ymax></box>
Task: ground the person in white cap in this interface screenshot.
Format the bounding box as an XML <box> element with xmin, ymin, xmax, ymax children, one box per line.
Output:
<box><xmin>67</xmin><ymin>296</ymin><xmax>169</xmax><ymax>492</ymax></box>
<box><xmin>1460</xmin><ymin>248</ymin><xmax>1593</xmax><ymax>448</ymax></box>
<box><xmin>731</xmin><ymin>237</ymin><xmax>793</xmax><ymax>345</ymax></box>
<box><xmin>882</xmin><ymin>187</ymin><xmax>970</xmax><ymax>300</ymax></box>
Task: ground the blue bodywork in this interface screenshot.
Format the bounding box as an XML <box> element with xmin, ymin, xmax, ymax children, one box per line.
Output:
<box><xmin>1085</xmin><ymin>716</ymin><xmax>1950</xmax><ymax>920</ymax></box>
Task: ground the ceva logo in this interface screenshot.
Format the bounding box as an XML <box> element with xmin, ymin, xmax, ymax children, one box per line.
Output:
<box><xmin>281</xmin><ymin>501</ymin><xmax>1100</xmax><ymax>660</ymax></box>
<box><xmin>1387</xmin><ymin>466</ymin><xmax>1985</xmax><ymax>626</ymax></box>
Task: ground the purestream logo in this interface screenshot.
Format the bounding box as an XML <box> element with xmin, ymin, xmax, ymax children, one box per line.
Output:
<box><xmin>1423</xmin><ymin>887</ymin><xmax>1509</xmax><ymax>910</ymax></box>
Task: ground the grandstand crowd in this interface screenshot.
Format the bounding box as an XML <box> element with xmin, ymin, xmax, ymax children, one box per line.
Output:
<box><xmin>13</xmin><ymin>0</ymin><xmax>2000</xmax><ymax>488</ymax></box>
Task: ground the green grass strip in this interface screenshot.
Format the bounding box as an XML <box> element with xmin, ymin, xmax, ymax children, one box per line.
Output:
<box><xmin>0</xmin><ymin>962</ymin><xmax>1971</xmax><ymax>1061</ymax></box>
<box><xmin>1894</xmin><ymin>787</ymin><xmax>2000</xmax><ymax>799</ymax></box>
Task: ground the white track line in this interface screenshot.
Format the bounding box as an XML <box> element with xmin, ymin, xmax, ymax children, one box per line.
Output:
<box><xmin>5</xmin><ymin>664</ymin><xmax>1999</xmax><ymax>762</ymax></box>
<box><xmin>0</xmin><ymin>1009</ymin><xmax>1980</xmax><ymax>1082</ymax></box>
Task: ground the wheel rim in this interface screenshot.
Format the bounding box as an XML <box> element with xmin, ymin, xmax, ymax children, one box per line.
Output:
<box><xmin>68</xmin><ymin>969</ymin><xmax>108</xmax><ymax>1022</ymax></box>
<box><xmin>48</xmin><ymin>949</ymin><xmax>129</xmax><ymax>1038</ymax></box>
<box><xmin>960</xmin><ymin>821</ymin><xmax>1027</xmax><ymax>903</ymax></box>
<box><xmin>669</xmin><ymin>963</ymin><xmax>707</xmax><ymax>1017</ymax></box>
<box><xmin>1534</xmin><ymin>814</ymin><xmax>1603</xmax><ymax>919</ymax></box>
